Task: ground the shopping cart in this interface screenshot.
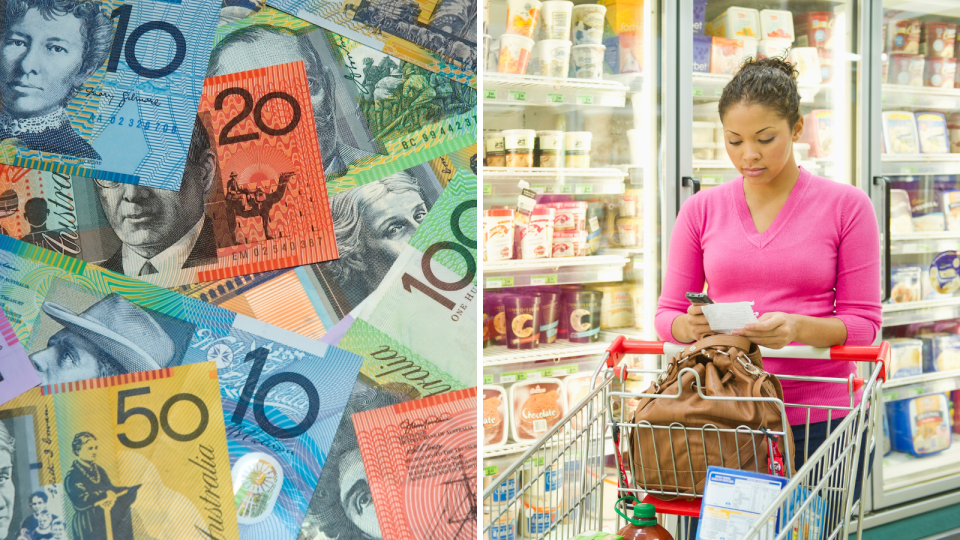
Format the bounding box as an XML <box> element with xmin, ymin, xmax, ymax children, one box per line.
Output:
<box><xmin>481</xmin><ymin>335</ymin><xmax>888</xmax><ymax>540</ymax></box>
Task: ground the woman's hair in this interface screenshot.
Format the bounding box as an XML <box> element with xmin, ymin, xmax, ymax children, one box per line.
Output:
<box><xmin>718</xmin><ymin>54</ymin><xmax>801</xmax><ymax>128</ymax></box>
<box><xmin>29</xmin><ymin>491</ymin><xmax>47</xmax><ymax>504</ymax></box>
<box><xmin>71</xmin><ymin>432</ymin><xmax>96</xmax><ymax>456</ymax></box>
<box><xmin>4</xmin><ymin>0</ymin><xmax>114</xmax><ymax>96</ymax></box>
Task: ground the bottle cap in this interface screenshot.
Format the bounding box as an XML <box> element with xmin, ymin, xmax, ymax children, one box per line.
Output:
<box><xmin>634</xmin><ymin>503</ymin><xmax>656</xmax><ymax>519</ymax></box>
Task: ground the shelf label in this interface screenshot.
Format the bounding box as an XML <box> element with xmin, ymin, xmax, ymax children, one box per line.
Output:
<box><xmin>701</xmin><ymin>175</ymin><xmax>722</xmax><ymax>184</ymax></box>
<box><xmin>530</xmin><ymin>274</ymin><xmax>558</xmax><ymax>286</ymax></box>
<box><xmin>883</xmin><ymin>391</ymin><xmax>898</xmax><ymax>402</ymax></box>
<box><xmin>561</xmin><ymin>185</ymin><xmax>574</xmax><ymax>194</ymax></box>
<box><xmin>484</xmin><ymin>89</ymin><xmax>497</xmax><ymax>99</ymax></box>
<box><xmin>693</xmin><ymin>88</ymin><xmax>703</xmax><ymax>96</ymax></box>
<box><xmin>483</xmin><ymin>374</ymin><xmax>493</xmax><ymax>384</ymax></box>
<box><xmin>548</xmin><ymin>93</ymin><xmax>564</xmax><ymax>103</ymax></box>
<box><xmin>508</xmin><ymin>90</ymin><xmax>527</xmax><ymax>101</ymax></box>
<box><xmin>499</xmin><ymin>374</ymin><xmax>518</xmax><ymax>383</ymax></box>
<box><xmin>525</xmin><ymin>371</ymin><xmax>543</xmax><ymax>380</ymax></box>
<box><xmin>524</xmin><ymin>456</ymin><xmax>546</xmax><ymax>467</ymax></box>
<box><xmin>485</xmin><ymin>276</ymin><xmax>515</xmax><ymax>289</ymax></box>
<box><xmin>899</xmin><ymin>166</ymin><xmax>918</xmax><ymax>174</ymax></box>
<box><xmin>483</xmin><ymin>465</ymin><xmax>499</xmax><ymax>476</ymax></box>
<box><xmin>577</xmin><ymin>95</ymin><xmax>595</xmax><ymax>105</ymax></box>
<box><xmin>553</xmin><ymin>368</ymin><xmax>568</xmax><ymax>377</ymax></box>
<box><xmin>483</xmin><ymin>184</ymin><xmax>492</xmax><ymax>195</ymax></box>
<box><xmin>575</xmin><ymin>184</ymin><xmax>594</xmax><ymax>194</ymax></box>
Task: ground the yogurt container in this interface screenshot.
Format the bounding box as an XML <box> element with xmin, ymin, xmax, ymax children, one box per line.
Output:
<box><xmin>888</xmin><ymin>338</ymin><xmax>922</xmax><ymax>379</ymax></box>
<box><xmin>484</xmin><ymin>510</ymin><xmax>517</xmax><ymax>540</ymax></box>
<box><xmin>924</xmin><ymin>57</ymin><xmax>956</xmax><ymax>88</ymax></box>
<box><xmin>538</xmin><ymin>0</ymin><xmax>573</xmax><ymax>40</ymax></box>
<box><xmin>709</xmin><ymin>7</ymin><xmax>760</xmax><ymax>39</ymax></box>
<box><xmin>484</xmin><ymin>209</ymin><xmax>515</xmax><ymax>261</ymax></box>
<box><xmin>888</xmin><ymin>394</ymin><xmax>952</xmax><ymax>457</ymax></box>
<box><xmin>533</xmin><ymin>39</ymin><xmax>572</xmax><ymax>78</ymax></box>
<box><xmin>710</xmin><ymin>37</ymin><xmax>744</xmax><ymax>75</ymax></box>
<box><xmin>519</xmin><ymin>500</ymin><xmax>561</xmax><ymax>537</ymax></box>
<box><xmin>485</xmin><ymin>133</ymin><xmax>506</xmax><ymax>167</ymax></box>
<box><xmin>505</xmin><ymin>0</ymin><xmax>542</xmax><ymax>38</ymax></box>
<box><xmin>599</xmin><ymin>284</ymin><xmax>634</xmax><ymax>328</ymax></box>
<box><xmin>535</xmin><ymin>130</ymin><xmax>564</xmax><ymax>168</ymax></box>
<box><xmin>542</xmin><ymin>201</ymin><xmax>587</xmax><ymax>230</ymax></box>
<box><xmin>503</xmin><ymin>129</ymin><xmax>536</xmax><ymax>168</ymax></box>
<box><xmin>616</xmin><ymin>217</ymin><xmax>642</xmax><ymax>247</ymax></box>
<box><xmin>571</xmin><ymin>4</ymin><xmax>606</xmax><ymax>45</ymax></box>
<box><xmin>483</xmin><ymin>385</ymin><xmax>510</xmax><ymax>447</ymax></box>
<box><xmin>519</xmin><ymin>206</ymin><xmax>554</xmax><ymax>259</ymax></box>
<box><xmin>552</xmin><ymin>230</ymin><xmax>587</xmax><ymax>257</ymax></box>
<box><xmin>511</xmin><ymin>379</ymin><xmax>566</xmax><ymax>441</ymax></box>
<box><xmin>497</xmin><ymin>34</ymin><xmax>535</xmax><ymax>74</ymax></box>
<box><xmin>759</xmin><ymin>9</ymin><xmax>794</xmax><ymax>40</ymax></box>
<box><xmin>564</xmin><ymin>131</ymin><xmax>593</xmax><ymax>167</ymax></box>
<box><xmin>571</xmin><ymin>44</ymin><xmax>605</xmax><ymax>79</ymax></box>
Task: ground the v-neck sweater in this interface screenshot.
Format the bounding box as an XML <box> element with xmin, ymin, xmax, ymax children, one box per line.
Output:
<box><xmin>655</xmin><ymin>167</ymin><xmax>882</xmax><ymax>425</ymax></box>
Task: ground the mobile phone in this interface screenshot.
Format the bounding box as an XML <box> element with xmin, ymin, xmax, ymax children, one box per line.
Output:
<box><xmin>686</xmin><ymin>292</ymin><xmax>714</xmax><ymax>305</ymax></box>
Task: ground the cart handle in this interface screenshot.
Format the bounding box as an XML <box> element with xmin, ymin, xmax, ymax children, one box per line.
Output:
<box><xmin>605</xmin><ymin>335</ymin><xmax>888</xmax><ymax>383</ymax></box>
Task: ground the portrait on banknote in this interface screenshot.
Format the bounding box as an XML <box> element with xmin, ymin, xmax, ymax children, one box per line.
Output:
<box><xmin>26</xmin><ymin>283</ymin><xmax>196</xmax><ymax>386</ymax></box>
<box><xmin>0</xmin><ymin>414</ymin><xmax>65</xmax><ymax>540</ymax></box>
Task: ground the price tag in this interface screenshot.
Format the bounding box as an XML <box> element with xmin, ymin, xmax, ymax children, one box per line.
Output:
<box><xmin>547</xmin><ymin>93</ymin><xmax>564</xmax><ymax>103</ymax></box>
<box><xmin>485</xmin><ymin>276</ymin><xmax>515</xmax><ymax>289</ymax></box>
<box><xmin>483</xmin><ymin>375</ymin><xmax>493</xmax><ymax>384</ymax></box>
<box><xmin>901</xmin><ymin>243</ymin><xmax>919</xmax><ymax>253</ymax></box>
<box><xmin>542</xmin><ymin>185</ymin><xmax>557</xmax><ymax>194</ymax></box>
<box><xmin>553</xmin><ymin>368</ymin><xmax>568</xmax><ymax>376</ymax></box>
<box><xmin>561</xmin><ymin>185</ymin><xmax>574</xmax><ymax>194</ymax></box>
<box><xmin>883</xmin><ymin>391</ymin><xmax>898</xmax><ymax>402</ymax></box>
<box><xmin>482</xmin><ymin>184</ymin><xmax>492</xmax><ymax>195</ymax></box>
<box><xmin>529</xmin><ymin>185</ymin><xmax>546</xmax><ymax>194</ymax></box>
<box><xmin>693</xmin><ymin>88</ymin><xmax>704</xmax><ymax>96</ymax></box>
<box><xmin>911</xmin><ymin>387</ymin><xmax>926</xmax><ymax>396</ymax></box>
<box><xmin>483</xmin><ymin>465</ymin><xmax>499</xmax><ymax>476</ymax></box>
<box><xmin>499</xmin><ymin>374</ymin><xmax>517</xmax><ymax>383</ymax></box>
<box><xmin>900</xmin><ymin>167</ymin><xmax>918</xmax><ymax>174</ymax></box>
<box><xmin>530</xmin><ymin>274</ymin><xmax>558</xmax><ymax>286</ymax></box>
<box><xmin>526</xmin><ymin>371</ymin><xmax>543</xmax><ymax>380</ymax></box>
<box><xmin>484</xmin><ymin>89</ymin><xmax>497</xmax><ymax>99</ymax></box>
<box><xmin>508</xmin><ymin>90</ymin><xmax>527</xmax><ymax>101</ymax></box>
<box><xmin>702</xmin><ymin>175</ymin><xmax>722</xmax><ymax>184</ymax></box>
<box><xmin>524</xmin><ymin>456</ymin><xmax>546</xmax><ymax>467</ymax></box>
<box><xmin>575</xmin><ymin>184</ymin><xmax>594</xmax><ymax>194</ymax></box>
<box><xmin>577</xmin><ymin>95</ymin><xmax>595</xmax><ymax>105</ymax></box>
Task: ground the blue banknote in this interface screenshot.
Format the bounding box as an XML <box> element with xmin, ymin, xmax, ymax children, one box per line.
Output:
<box><xmin>0</xmin><ymin>0</ymin><xmax>219</xmax><ymax>190</ymax></box>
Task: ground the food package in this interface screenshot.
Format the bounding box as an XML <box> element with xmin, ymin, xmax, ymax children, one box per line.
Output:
<box><xmin>948</xmin><ymin>113</ymin><xmax>960</xmax><ymax>153</ymax></box>
<box><xmin>484</xmin><ymin>209</ymin><xmax>516</xmax><ymax>261</ymax></box>
<box><xmin>758</xmin><ymin>38</ymin><xmax>793</xmax><ymax>60</ymax></box>
<box><xmin>924</xmin><ymin>57</ymin><xmax>957</xmax><ymax>88</ymax></box>
<box><xmin>888</xmin><ymin>53</ymin><xmax>924</xmax><ymax>86</ymax></box>
<box><xmin>907</xmin><ymin>189</ymin><xmax>946</xmax><ymax>231</ymax></box>
<box><xmin>883</xmin><ymin>409</ymin><xmax>892</xmax><ymax>456</ymax></box>
<box><xmin>930</xmin><ymin>250</ymin><xmax>960</xmax><ymax>294</ymax></box>
<box><xmin>740</xmin><ymin>37</ymin><xmax>759</xmax><ymax>63</ymax></box>
<box><xmin>710</xmin><ymin>37</ymin><xmax>744</xmax><ymax>75</ymax></box>
<box><xmin>598</xmin><ymin>284</ymin><xmax>634</xmax><ymax>328</ymax></box>
<box><xmin>483</xmin><ymin>385</ymin><xmax>510</xmax><ymax>447</ymax></box>
<box><xmin>511</xmin><ymin>379</ymin><xmax>566</xmax><ymax>441</ymax></box>
<box><xmin>693</xmin><ymin>0</ymin><xmax>707</xmax><ymax>35</ymax></box>
<box><xmin>922</xmin><ymin>22</ymin><xmax>957</xmax><ymax>57</ymax></box>
<box><xmin>552</xmin><ymin>230</ymin><xmax>587</xmax><ymax>257</ymax></box>
<box><xmin>759</xmin><ymin>9</ymin><xmax>794</xmax><ymax>40</ymax></box>
<box><xmin>799</xmin><ymin>109</ymin><xmax>834</xmax><ymax>157</ymax></box>
<box><xmin>708</xmin><ymin>7</ymin><xmax>760</xmax><ymax>38</ymax></box>
<box><xmin>891</xmin><ymin>189</ymin><xmax>914</xmax><ymax>234</ymax></box>
<box><xmin>944</xmin><ymin>190</ymin><xmax>960</xmax><ymax>230</ymax></box>
<box><xmin>789</xmin><ymin>47</ymin><xmax>823</xmax><ymax>85</ymax></box>
<box><xmin>888</xmin><ymin>18</ymin><xmax>922</xmax><ymax>54</ymax></box>
<box><xmin>564</xmin><ymin>372</ymin><xmax>592</xmax><ymax>410</ymax></box>
<box><xmin>890</xmin><ymin>265</ymin><xmax>921</xmax><ymax>304</ymax></box>
<box><xmin>693</xmin><ymin>34</ymin><xmax>712</xmax><ymax>72</ymax></box>
<box><xmin>601</xmin><ymin>0</ymin><xmax>644</xmax><ymax>75</ymax></box>
<box><xmin>540</xmin><ymin>201</ymin><xmax>587</xmax><ymax>230</ymax></box>
<box><xmin>919</xmin><ymin>334</ymin><xmax>960</xmax><ymax>373</ymax></box>
<box><xmin>519</xmin><ymin>206</ymin><xmax>555</xmax><ymax>259</ymax></box>
<box><xmin>881</xmin><ymin>111</ymin><xmax>920</xmax><ymax>154</ymax></box>
<box><xmin>817</xmin><ymin>47</ymin><xmax>834</xmax><ymax>83</ymax></box>
<box><xmin>794</xmin><ymin>11</ymin><xmax>834</xmax><ymax>49</ymax></box>
<box><xmin>887</xmin><ymin>337</ymin><xmax>922</xmax><ymax>378</ymax></box>
<box><xmin>616</xmin><ymin>217</ymin><xmax>642</xmax><ymax>247</ymax></box>
<box><xmin>888</xmin><ymin>394</ymin><xmax>952</xmax><ymax>457</ymax></box>
<box><xmin>917</xmin><ymin>112</ymin><xmax>950</xmax><ymax>153</ymax></box>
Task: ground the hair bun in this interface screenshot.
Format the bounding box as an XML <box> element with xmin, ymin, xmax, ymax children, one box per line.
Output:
<box><xmin>739</xmin><ymin>54</ymin><xmax>798</xmax><ymax>81</ymax></box>
<box><xmin>718</xmin><ymin>52</ymin><xmax>802</xmax><ymax>128</ymax></box>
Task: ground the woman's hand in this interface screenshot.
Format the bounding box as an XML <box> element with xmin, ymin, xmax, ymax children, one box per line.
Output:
<box><xmin>673</xmin><ymin>305</ymin><xmax>713</xmax><ymax>343</ymax></box>
<box><xmin>733</xmin><ymin>312</ymin><xmax>798</xmax><ymax>349</ymax></box>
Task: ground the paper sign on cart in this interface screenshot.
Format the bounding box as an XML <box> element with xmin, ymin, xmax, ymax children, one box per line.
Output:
<box><xmin>696</xmin><ymin>467</ymin><xmax>788</xmax><ymax>540</ymax></box>
<box><xmin>701</xmin><ymin>302</ymin><xmax>760</xmax><ymax>334</ymax></box>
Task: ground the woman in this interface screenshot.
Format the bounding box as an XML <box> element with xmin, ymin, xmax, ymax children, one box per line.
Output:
<box><xmin>64</xmin><ymin>433</ymin><xmax>139</xmax><ymax>540</ymax></box>
<box><xmin>655</xmin><ymin>56</ymin><xmax>881</xmax><ymax>530</ymax></box>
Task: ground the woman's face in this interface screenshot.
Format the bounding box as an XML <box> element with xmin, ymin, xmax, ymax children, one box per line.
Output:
<box><xmin>722</xmin><ymin>102</ymin><xmax>803</xmax><ymax>187</ymax></box>
<box><xmin>77</xmin><ymin>439</ymin><xmax>98</xmax><ymax>464</ymax></box>
<box><xmin>29</xmin><ymin>495</ymin><xmax>43</xmax><ymax>515</ymax></box>
<box><xmin>339</xmin><ymin>449</ymin><xmax>381</xmax><ymax>539</ymax></box>
<box><xmin>0</xmin><ymin>8</ymin><xmax>86</xmax><ymax>118</ymax></box>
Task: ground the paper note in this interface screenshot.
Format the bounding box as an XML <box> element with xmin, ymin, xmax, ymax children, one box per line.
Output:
<box><xmin>697</xmin><ymin>467</ymin><xmax>787</xmax><ymax>540</ymax></box>
<box><xmin>701</xmin><ymin>302</ymin><xmax>759</xmax><ymax>334</ymax></box>
<box><xmin>0</xmin><ymin>307</ymin><xmax>39</xmax><ymax>406</ymax></box>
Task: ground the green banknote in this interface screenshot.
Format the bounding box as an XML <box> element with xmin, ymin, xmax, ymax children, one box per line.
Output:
<box><xmin>212</xmin><ymin>7</ymin><xmax>477</xmax><ymax>193</ymax></box>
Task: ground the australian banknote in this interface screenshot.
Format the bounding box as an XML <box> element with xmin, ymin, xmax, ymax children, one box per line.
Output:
<box><xmin>212</xmin><ymin>7</ymin><xmax>477</xmax><ymax>191</ymax></box>
<box><xmin>354</xmin><ymin>387</ymin><xmax>477</xmax><ymax>540</ymax></box>
<box><xmin>267</xmin><ymin>0</ymin><xmax>477</xmax><ymax>87</ymax></box>
<box><xmin>0</xmin><ymin>362</ymin><xmax>242</xmax><ymax>540</ymax></box>
<box><xmin>172</xmin><ymin>151</ymin><xmax>475</xmax><ymax>337</ymax></box>
<box><xmin>0</xmin><ymin>237</ymin><xmax>363</xmax><ymax>540</ymax></box>
<box><xmin>0</xmin><ymin>0</ymin><xmax>218</xmax><ymax>190</ymax></box>
<box><xmin>0</xmin><ymin>307</ymin><xmax>38</xmax><ymax>405</ymax></box>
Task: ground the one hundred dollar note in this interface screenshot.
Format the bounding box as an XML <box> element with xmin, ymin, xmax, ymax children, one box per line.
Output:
<box><xmin>213</xmin><ymin>7</ymin><xmax>477</xmax><ymax>190</ymax></box>
<box><xmin>266</xmin><ymin>0</ymin><xmax>477</xmax><ymax>87</ymax></box>
<box><xmin>0</xmin><ymin>307</ymin><xmax>39</xmax><ymax>405</ymax></box>
<box><xmin>353</xmin><ymin>387</ymin><xmax>477</xmax><ymax>540</ymax></box>
<box><xmin>0</xmin><ymin>0</ymin><xmax>219</xmax><ymax>190</ymax></box>
<box><xmin>0</xmin><ymin>237</ymin><xmax>364</xmax><ymax>540</ymax></box>
<box><xmin>172</xmin><ymin>151</ymin><xmax>475</xmax><ymax>338</ymax></box>
<box><xmin>0</xmin><ymin>72</ymin><xmax>338</xmax><ymax>289</ymax></box>
<box><xmin>0</xmin><ymin>362</ymin><xmax>242</xmax><ymax>540</ymax></box>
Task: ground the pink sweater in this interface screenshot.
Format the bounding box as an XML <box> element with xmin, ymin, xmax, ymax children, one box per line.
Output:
<box><xmin>655</xmin><ymin>168</ymin><xmax>882</xmax><ymax>426</ymax></box>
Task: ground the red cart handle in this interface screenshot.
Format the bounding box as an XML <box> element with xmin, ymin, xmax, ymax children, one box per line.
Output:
<box><xmin>605</xmin><ymin>335</ymin><xmax>888</xmax><ymax>384</ymax></box>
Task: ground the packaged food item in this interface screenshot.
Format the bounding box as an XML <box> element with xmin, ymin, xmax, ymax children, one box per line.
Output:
<box><xmin>498</xmin><ymin>34</ymin><xmax>536</xmax><ymax>74</ymax></box>
<box><xmin>601</xmin><ymin>0</ymin><xmax>643</xmax><ymax>75</ymax></box>
<box><xmin>693</xmin><ymin>34</ymin><xmax>712</xmax><ymax>73</ymax></box>
<box><xmin>484</xmin><ymin>209</ymin><xmax>515</xmax><ymax>261</ymax></box>
<box><xmin>505</xmin><ymin>0</ymin><xmax>542</xmax><ymax>38</ymax></box>
<box><xmin>740</xmin><ymin>36</ymin><xmax>759</xmax><ymax>63</ymax></box>
<box><xmin>538</xmin><ymin>0</ymin><xmax>574</xmax><ymax>40</ymax></box>
<box><xmin>599</xmin><ymin>284</ymin><xmax>634</xmax><ymax>328</ymax></box>
<box><xmin>616</xmin><ymin>217</ymin><xmax>642</xmax><ymax>247</ymax></box>
<box><xmin>930</xmin><ymin>250</ymin><xmax>960</xmax><ymax>294</ymax></box>
<box><xmin>519</xmin><ymin>206</ymin><xmax>554</xmax><ymax>259</ymax></box>
<box><xmin>484</xmin><ymin>510</ymin><xmax>517</xmax><ymax>540</ymax></box>
<box><xmin>948</xmin><ymin>113</ymin><xmax>960</xmax><ymax>153</ymax></box>
<box><xmin>692</xmin><ymin>142</ymin><xmax>718</xmax><ymax>160</ymax></box>
<box><xmin>881</xmin><ymin>111</ymin><xmax>920</xmax><ymax>154</ymax></box>
<box><xmin>565</xmin><ymin>131</ymin><xmax>593</xmax><ymax>167</ymax></box>
<box><xmin>888</xmin><ymin>18</ymin><xmax>922</xmax><ymax>54</ymax></box>
<box><xmin>485</xmin><ymin>133</ymin><xmax>506</xmax><ymax>167</ymax></box>
<box><xmin>907</xmin><ymin>188</ymin><xmax>946</xmax><ymax>232</ymax></box>
<box><xmin>503</xmin><ymin>129</ymin><xmax>536</xmax><ymax>167</ymax></box>
<box><xmin>564</xmin><ymin>372</ymin><xmax>592</xmax><ymax>410</ymax></box>
<box><xmin>888</xmin><ymin>53</ymin><xmax>924</xmax><ymax>86</ymax></box>
<box><xmin>542</xmin><ymin>201</ymin><xmax>587</xmax><ymax>230</ymax></box>
<box><xmin>552</xmin><ymin>230</ymin><xmax>587</xmax><ymax>257</ymax></box>
<box><xmin>758</xmin><ymin>38</ymin><xmax>792</xmax><ymax>60</ymax></box>
<box><xmin>920</xmin><ymin>334</ymin><xmax>960</xmax><ymax>373</ymax></box>
<box><xmin>534</xmin><ymin>39</ymin><xmax>572</xmax><ymax>77</ymax></box>
<box><xmin>891</xmin><ymin>189</ymin><xmax>914</xmax><ymax>233</ymax></box>
<box><xmin>619</xmin><ymin>189</ymin><xmax>641</xmax><ymax>218</ymax></box>
<box><xmin>795</xmin><ymin>11</ymin><xmax>834</xmax><ymax>49</ymax></box>
<box><xmin>924</xmin><ymin>57</ymin><xmax>957</xmax><ymax>88</ymax></box>
<box><xmin>789</xmin><ymin>47</ymin><xmax>823</xmax><ymax>85</ymax></box>
<box><xmin>504</xmin><ymin>294</ymin><xmax>541</xmax><ymax>349</ymax></box>
<box><xmin>525</xmin><ymin>44</ymin><xmax>541</xmax><ymax>75</ymax></box>
<box><xmin>710</xmin><ymin>37</ymin><xmax>744</xmax><ymax>75</ymax></box>
<box><xmin>888</xmin><ymin>393</ymin><xmax>952</xmax><ymax>456</ymax></box>
<box><xmin>571</xmin><ymin>44</ymin><xmax>606</xmax><ymax>79</ymax></box>
<box><xmin>818</xmin><ymin>47</ymin><xmax>834</xmax><ymax>83</ymax></box>
<box><xmin>535</xmin><ymin>130</ymin><xmax>564</xmax><ymax>167</ymax></box>
<box><xmin>572</xmin><ymin>4</ymin><xmax>606</xmax><ymax>45</ymax></box>
<box><xmin>511</xmin><ymin>379</ymin><xmax>566</xmax><ymax>441</ymax></box>
<box><xmin>799</xmin><ymin>109</ymin><xmax>834</xmax><ymax>157</ymax></box>
<box><xmin>890</xmin><ymin>266</ymin><xmax>921</xmax><ymax>304</ymax></box>
<box><xmin>585</xmin><ymin>201</ymin><xmax>603</xmax><ymax>255</ymax></box>
<box><xmin>923</xmin><ymin>22</ymin><xmax>957</xmax><ymax>57</ymax></box>
<box><xmin>760</xmin><ymin>9</ymin><xmax>794</xmax><ymax>40</ymax></box>
<box><xmin>617</xmin><ymin>31</ymin><xmax>643</xmax><ymax>74</ymax></box>
<box><xmin>483</xmin><ymin>385</ymin><xmax>510</xmax><ymax>447</ymax></box>
<box><xmin>883</xmin><ymin>409</ymin><xmax>892</xmax><ymax>456</ymax></box>
<box><xmin>693</xmin><ymin>0</ymin><xmax>707</xmax><ymax>34</ymax></box>
<box><xmin>692</xmin><ymin>121</ymin><xmax>718</xmax><ymax>144</ymax></box>
<box><xmin>519</xmin><ymin>500</ymin><xmax>560</xmax><ymax>537</ymax></box>
<box><xmin>532</xmin><ymin>291</ymin><xmax>561</xmax><ymax>344</ymax></box>
<box><xmin>943</xmin><ymin>190</ymin><xmax>960</xmax><ymax>230</ymax></box>
<box><xmin>917</xmin><ymin>112</ymin><xmax>950</xmax><ymax>153</ymax></box>
<box><xmin>887</xmin><ymin>338</ymin><xmax>922</xmax><ymax>378</ymax></box>
<box><xmin>564</xmin><ymin>290</ymin><xmax>602</xmax><ymax>342</ymax></box>
<box><xmin>708</xmin><ymin>7</ymin><xmax>760</xmax><ymax>38</ymax></box>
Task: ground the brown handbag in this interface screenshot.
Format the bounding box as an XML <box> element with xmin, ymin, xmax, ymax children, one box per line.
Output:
<box><xmin>629</xmin><ymin>335</ymin><xmax>795</xmax><ymax>499</ymax></box>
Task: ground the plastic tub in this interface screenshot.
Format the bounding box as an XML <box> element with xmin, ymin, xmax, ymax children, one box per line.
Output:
<box><xmin>795</xmin><ymin>11</ymin><xmax>834</xmax><ymax>49</ymax></box>
<box><xmin>483</xmin><ymin>385</ymin><xmax>509</xmax><ymax>448</ymax></box>
<box><xmin>505</xmin><ymin>0</ymin><xmax>542</xmax><ymax>38</ymax></box>
<box><xmin>534</xmin><ymin>39</ymin><xmax>572</xmax><ymax>77</ymax></box>
<box><xmin>503</xmin><ymin>129</ymin><xmax>536</xmax><ymax>167</ymax></box>
<box><xmin>497</xmin><ymin>33</ymin><xmax>535</xmax><ymax>74</ymax></box>
<box><xmin>571</xmin><ymin>44</ymin><xmax>605</xmax><ymax>79</ymax></box>
<box><xmin>571</xmin><ymin>4</ymin><xmax>605</xmax><ymax>45</ymax></box>
<box><xmin>760</xmin><ymin>9</ymin><xmax>794</xmax><ymax>40</ymax></box>
<box><xmin>539</xmin><ymin>0</ymin><xmax>574</xmax><ymax>40</ymax></box>
<box><xmin>535</xmin><ymin>130</ymin><xmax>564</xmax><ymax>168</ymax></box>
<box><xmin>923</xmin><ymin>21</ymin><xmax>956</xmax><ymax>57</ymax></box>
<box><xmin>740</xmin><ymin>36</ymin><xmax>759</xmax><ymax>63</ymax></box>
<box><xmin>758</xmin><ymin>38</ymin><xmax>792</xmax><ymax>60</ymax></box>
<box><xmin>710</xmin><ymin>37</ymin><xmax>744</xmax><ymax>75</ymax></box>
<box><xmin>924</xmin><ymin>56</ymin><xmax>956</xmax><ymax>88</ymax></box>
<box><xmin>708</xmin><ymin>7</ymin><xmax>760</xmax><ymax>39</ymax></box>
<box><xmin>888</xmin><ymin>53</ymin><xmax>924</xmax><ymax>86</ymax></box>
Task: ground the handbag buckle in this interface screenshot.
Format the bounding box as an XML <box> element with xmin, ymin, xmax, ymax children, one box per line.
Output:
<box><xmin>737</xmin><ymin>354</ymin><xmax>762</xmax><ymax>376</ymax></box>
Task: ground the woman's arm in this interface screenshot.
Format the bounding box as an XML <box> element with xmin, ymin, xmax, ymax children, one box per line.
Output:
<box><xmin>733</xmin><ymin>312</ymin><xmax>846</xmax><ymax>348</ymax></box>
<box><xmin>656</xmin><ymin>197</ymin><xmax>708</xmax><ymax>344</ymax></box>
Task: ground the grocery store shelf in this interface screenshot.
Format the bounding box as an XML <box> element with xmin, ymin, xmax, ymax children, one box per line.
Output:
<box><xmin>882</xmin><ymin>84</ymin><xmax>960</xmax><ymax>110</ymax></box>
<box><xmin>483</xmin><ymin>340</ymin><xmax>610</xmax><ymax>367</ymax></box>
<box><xmin>891</xmin><ymin>231</ymin><xmax>960</xmax><ymax>255</ymax></box>
<box><xmin>882</xmin><ymin>154</ymin><xmax>960</xmax><ymax>176</ymax></box>
<box><xmin>483</xmin><ymin>73</ymin><xmax>627</xmax><ymax>108</ymax></box>
<box><xmin>596</xmin><ymin>247</ymin><xmax>645</xmax><ymax>257</ymax></box>
<box><xmin>483</xmin><ymin>434</ymin><xmax>612</xmax><ymax>459</ymax></box>
<box><xmin>692</xmin><ymin>73</ymin><xmax>826</xmax><ymax>104</ymax></box>
<box><xmin>882</xmin><ymin>369</ymin><xmax>960</xmax><ymax>402</ymax></box>
<box><xmin>883</xmin><ymin>434</ymin><xmax>960</xmax><ymax>492</ymax></box>
<box><xmin>604</xmin><ymin>72</ymin><xmax>645</xmax><ymax>94</ymax></box>
<box><xmin>483</xmin><ymin>255</ymin><xmax>629</xmax><ymax>289</ymax></box>
<box><xmin>482</xmin><ymin>167</ymin><xmax>627</xmax><ymax>196</ymax></box>
<box><xmin>882</xmin><ymin>297</ymin><xmax>960</xmax><ymax>327</ymax></box>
